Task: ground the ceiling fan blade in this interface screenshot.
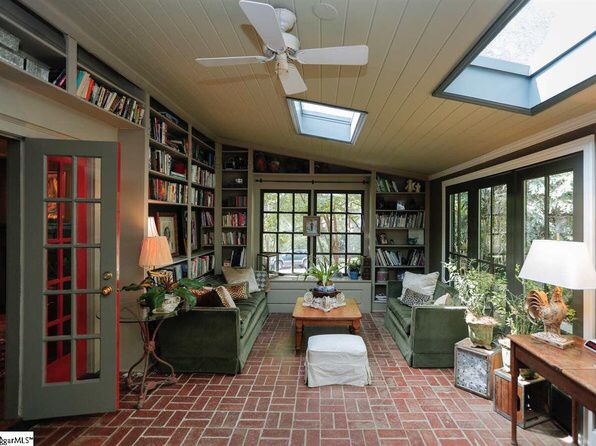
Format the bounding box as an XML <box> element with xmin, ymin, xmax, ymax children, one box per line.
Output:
<box><xmin>195</xmin><ymin>55</ymin><xmax>269</xmax><ymax>67</ymax></box>
<box><xmin>279</xmin><ymin>63</ymin><xmax>307</xmax><ymax>95</ymax></box>
<box><xmin>295</xmin><ymin>45</ymin><xmax>369</xmax><ymax>65</ymax></box>
<box><xmin>239</xmin><ymin>0</ymin><xmax>286</xmax><ymax>53</ymax></box>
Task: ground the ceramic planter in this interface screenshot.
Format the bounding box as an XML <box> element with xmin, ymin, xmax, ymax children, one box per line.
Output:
<box><xmin>349</xmin><ymin>271</ymin><xmax>359</xmax><ymax>280</ymax></box>
<box><xmin>153</xmin><ymin>294</ymin><xmax>180</xmax><ymax>314</ymax></box>
<box><xmin>467</xmin><ymin>322</ymin><xmax>494</xmax><ymax>349</ymax></box>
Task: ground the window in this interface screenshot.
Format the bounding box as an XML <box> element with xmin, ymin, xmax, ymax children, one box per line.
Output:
<box><xmin>434</xmin><ymin>0</ymin><xmax>596</xmax><ymax>114</ymax></box>
<box><xmin>287</xmin><ymin>98</ymin><xmax>367</xmax><ymax>144</ymax></box>
<box><xmin>449</xmin><ymin>191</ymin><xmax>468</xmax><ymax>268</ymax></box>
<box><xmin>315</xmin><ymin>192</ymin><xmax>363</xmax><ymax>271</ymax></box>
<box><xmin>524</xmin><ymin>171</ymin><xmax>574</xmax><ymax>253</ymax></box>
<box><xmin>479</xmin><ymin>184</ymin><xmax>507</xmax><ymax>274</ymax></box>
<box><xmin>261</xmin><ymin>191</ymin><xmax>310</xmax><ymax>274</ymax></box>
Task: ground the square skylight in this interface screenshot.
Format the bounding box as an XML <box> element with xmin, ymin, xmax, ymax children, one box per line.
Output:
<box><xmin>287</xmin><ymin>98</ymin><xmax>367</xmax><ymax>144</ymax></box>
<box><xmin>434</xmin><ymin>0</ymin><xmax>596</xmax><ymax>114</ymax></box>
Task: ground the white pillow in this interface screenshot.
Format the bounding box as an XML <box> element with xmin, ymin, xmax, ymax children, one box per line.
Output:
<box><xmin>433</xmin><ymin>293</ymin><xmax>454</xmax><ymax>306</ymax></box>
<box><xmin>223</xmin><ymin>266</ymin><xmax>260</xmax><ymax>293</ymax></box>
<box><xmin>401</xmin><ymin>271</ymin><xmax>439</xmax><ymax>299</ymax></box>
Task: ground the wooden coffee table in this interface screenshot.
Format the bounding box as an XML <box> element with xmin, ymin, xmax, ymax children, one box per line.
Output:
<box><xmin>292</xmin><ymin>297</ymin><xmax>362</xmax><ymax>353</ymax></box>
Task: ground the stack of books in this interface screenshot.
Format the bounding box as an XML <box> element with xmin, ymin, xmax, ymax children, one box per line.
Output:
<box><xmin>191</xmin><ymin>165</ymin><xmax>215</xmax><ymax>187</ymax></box>
<box><xmin>201</xmin><ymin>231</ymin><xmax>214</xmax><ymax>246</ymax></box>
<box><xmin>149</xmin><ymin>179</ymin><xmax>187</xmax><ymax>204</ymax></box>
<box><xmin>191</xmin><ymin>255</ymin><xmax>214</xmax><ymax>278</ymax></box>
<box><xmin>375</xmin><ymin>248</ymin><xmax>425</xmax><ymax>267</ymax></box>
<box><xmin>376</xmin><ymin>176</ymin><xmax>400</xmax><ymax>193</ymax></box>
<box><xmin>222</xmin><ymin>231</ymin><xmax>247</xmax><ymax>246</ymax></box>
<box><xmin>76</xmin><ymin>70</ymin><xmax>144</xmax><ymax>125</ymax></box>
<box><xmin>191</xmin><ymin>189</ymin><xmax>214</xmax><ymax>207</ymax></box>
<box><xmin>376</xmin><ymin>211</ymin><xmax>424</xmax><ymax>229</ymax></box>
<box><xmin>222</xmin><ymin>212</ymin><xmax>246</xmax><ymax>227</ymax></box>
<box><xmin>150</xmin><ymin>149</ymin><xmax>186</xmax><ymax>179</ymax></box>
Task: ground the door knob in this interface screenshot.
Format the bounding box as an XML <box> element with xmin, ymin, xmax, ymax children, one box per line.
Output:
<box><xmin>103</xmin><ymin>272</ymin><xmax>113</xmax><ymax>280</ymax></box>
<box><xmin>101</xmin><ymin>286</ymin><xmax>113</xmax><ymax>297</ymax></box>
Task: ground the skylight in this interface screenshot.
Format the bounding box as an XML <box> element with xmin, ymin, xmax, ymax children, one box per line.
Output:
<box><xmin>433</xmin><ymin>0</ymin><xmax>596</xmax><ymax>115</ymax></box>
<box><xmin>287</xmin><ymin>98</ymin><xmax>367</xmax><ymax>144</ymax></box>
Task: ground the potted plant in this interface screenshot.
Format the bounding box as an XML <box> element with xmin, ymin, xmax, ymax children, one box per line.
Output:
<box><xmin>348</xmin><ymin>257</ymin><xmax>361</xmax><ymax>280</ymax></box>
<box><xmin>123</xmin><ymin>276</ymin><xmax>204</xmax><ymax>313</ymax></box>
<box><xmin>304</xmin><ymin>257</ymin><xmax>342</xmax><ymax>296</ymax></box>
<box><xmin>443</xmin><ymin>261</ymin><xmax>507</xmax><ymax>348</ymax></box>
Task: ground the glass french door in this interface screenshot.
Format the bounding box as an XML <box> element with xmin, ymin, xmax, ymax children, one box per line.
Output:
<box><xmin>21</xmin><ymin>139</ymin><xmax>119</xmax><ymax>420</ymax></box>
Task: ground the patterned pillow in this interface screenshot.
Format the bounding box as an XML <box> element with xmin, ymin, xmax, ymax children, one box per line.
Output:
<box><xmin>222</xmin><ymin>282</ymin><xmax>250</xmax><ymax>300</ymax></box>
<box><xmin>192</xmin><ymin>287</ymin><xmax>222</xmax><ymax>307</ymax></box>
<box><xmin>213</xmin><ymin>286</ymin><xmax>236</xmax><ymax>308</ymax></box>
<box><xmin>254</xmin><ymin>270</ymin><xmax>270</xmax><ymax>292</ymax></box>
<box><xmin>223</xmin><ymin>266</ymin><xmax>260</xmax><ymax>293</ymax></box>
<box><xmin>399</xmin><ymin>288</ymin><xmax>432</xmax><ymax>307</ymax></box>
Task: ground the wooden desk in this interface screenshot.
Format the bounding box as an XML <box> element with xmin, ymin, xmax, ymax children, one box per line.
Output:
<box><xmin>292</xmin><ymin>297</ymin><xmax>362</xmax><ymax>353</ymax></box>
<box><xmin>510</xmin><ymin>335</ymin><xmax>596</xmax><ymax>445</ymax></box>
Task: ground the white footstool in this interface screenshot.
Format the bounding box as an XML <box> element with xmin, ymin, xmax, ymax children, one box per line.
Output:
<box><xmin>305</xmin><ymin>334</ymin><xmax>372</xmax><ymax>387</ymax></box>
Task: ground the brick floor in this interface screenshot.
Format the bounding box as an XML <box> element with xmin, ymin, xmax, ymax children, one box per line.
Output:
<box><xmin>27</xmin><ymin>314</ymin><xmax>568</xmax><ymax>445</ymax></box>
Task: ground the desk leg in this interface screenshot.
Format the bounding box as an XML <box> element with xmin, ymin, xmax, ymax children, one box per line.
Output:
<box><xmin>352</xmin><ymin>319</ymin><xmax>361</xmax><ymax>336</ymax></box>
<box><xmin>572</xmin><ymin>399</ymin><xmax>579</xmax><ymax>445</ymax></box>
<box><xmin>295</xmin><ymin>320</ymin><xmax>303</xmax><ymax>354</ymax></box>
<box><xmin>510</xmin><ymin>342</ymin><xmax>519</xmax><ymax>446</ymax></box>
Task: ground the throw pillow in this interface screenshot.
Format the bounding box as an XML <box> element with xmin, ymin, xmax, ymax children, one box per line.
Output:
<box><xmin>401</xmin><ymin>271</ymin><xmax>439</xmax><ymax>299</ymax></box>
<box><xmin>223</xmin><ymin>266</ymin><xmax>260</xmax><ymax>293</ymax></box>
<box><xmin>400</xmin><ymin>288</ymin><xmax>432</xmax><ymax>307</ymax></box>
<box><xmin>223</xmin><ymin>281</ymin><xmax>250</xmax><ymax>301</ymax></box>
<box><xmin>213</xmin><ymin>285</ymin><xmax>236</xmax><ymax>308</ymax></box>
<box><xmin>192</xmin><ymin>287</ymin><xmax>223</xmax><ymax>307</ymax></box>
<box><xmin>433</xmin><ymin>293</ymin><xmax>454</xmax><ymax>306</ymax></box>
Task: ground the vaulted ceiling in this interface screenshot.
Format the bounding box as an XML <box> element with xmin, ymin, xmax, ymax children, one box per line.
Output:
<box><xmin>24</xmin><ymin>0</ymin><xmax>596</xmax><ymax>176</ymax></box>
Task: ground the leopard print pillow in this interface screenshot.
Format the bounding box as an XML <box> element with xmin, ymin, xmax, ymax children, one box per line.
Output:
<box><xmin>399</xmin><ymin>288</ymin><xmax>432</xmax><ymax>307</ymax></box>
<box><xmin>222</xmin><ymin>281</ymin><xmax>250</xmax><ymax>301</ymax></box>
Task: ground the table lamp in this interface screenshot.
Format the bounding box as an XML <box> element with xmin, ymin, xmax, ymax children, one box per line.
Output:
<box><xmin>139</xmin><ymin>217</ymin><xmax>172</xmax><ymax>271</ymax></box>
<box><xmin>519</xmin><ymin>240</ymin><xmax>596</xmax><ymax>349</ymax></box>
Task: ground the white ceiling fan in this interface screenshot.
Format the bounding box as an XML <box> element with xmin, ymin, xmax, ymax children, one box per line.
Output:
<box><xmin>195</xmin><ymin>0</ymin><xmax>369</xmax><ymax>95</ymax></box>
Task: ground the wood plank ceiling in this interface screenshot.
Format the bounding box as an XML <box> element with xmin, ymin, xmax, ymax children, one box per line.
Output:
<box><xmin>25</xmin><ymin>0</ymin><xmax>596</xmax><ymax>176</ymax></box>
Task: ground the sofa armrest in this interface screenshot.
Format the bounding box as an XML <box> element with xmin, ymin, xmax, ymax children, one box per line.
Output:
<box><xmin>159</xmin><ymin>307</ymin><xmax>241</xmax><ymax>359</ymax></box>
<box><xmin>409</xmin><ymin>306</ymin><xmax>468</xmax><ymax>354</ymax></box>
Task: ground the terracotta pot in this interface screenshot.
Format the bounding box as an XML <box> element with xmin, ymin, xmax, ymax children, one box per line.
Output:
<box><xmin>467</xmin><ymin>322</ymin><xmax>494</xmax><ymax>349</ymax></box>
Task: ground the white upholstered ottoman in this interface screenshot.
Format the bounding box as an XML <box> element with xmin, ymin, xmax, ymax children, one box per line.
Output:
<box><xmin>305</xmin><ymin>334</ymin><xmax>372</xmax><ymax>387</ymax></box>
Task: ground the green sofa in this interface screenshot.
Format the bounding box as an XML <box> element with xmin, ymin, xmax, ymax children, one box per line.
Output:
<box><xmin>158</xmin><ymin>276</ymin><xmax>269</xmax><ymax>374</ymax></box>
<box><xmin>384</xmin><ymin>280</ymin><xmax>468</xmax><ymax>368</ymax></box>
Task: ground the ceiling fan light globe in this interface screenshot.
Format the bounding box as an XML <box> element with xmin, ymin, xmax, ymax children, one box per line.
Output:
<box><xmin>274</xmin><ymin>8</ymin><xmax>296</xmax><ymax>32</ymax></box>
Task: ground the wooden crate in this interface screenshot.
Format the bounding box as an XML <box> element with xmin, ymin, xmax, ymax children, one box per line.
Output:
<box><xmin>494</xmin><ymin>368</ymin><xmax>550</xmax><ymax>428</ymax></box>
<box><xmin>454</xmin><ymin>338</ymin><xmax>502</xmax><ymax>399</ymax></box>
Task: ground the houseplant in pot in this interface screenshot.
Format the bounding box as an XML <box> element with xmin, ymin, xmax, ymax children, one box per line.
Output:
<box><xmin>348</xmin><ymin>257</ymin><xmax>361</xmax><ymax>280</ymax></box>
<box><xmin>123</xmin><ymin>276</ymin><xmax>204</xmax><ymax>314</ymax></box>
<box><xmin>304</xmin><ymin>257</ymin><xmax>341</xmax><ymax>297</ymax></box>
<box><xmin>443</xmin><ymin>261</ymin><xmax>507</xmax><ymax>348</ymax></box>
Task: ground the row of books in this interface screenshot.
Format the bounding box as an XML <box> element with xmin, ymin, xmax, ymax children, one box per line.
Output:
<box><xmin>376</xmin><ymin>211</ymin><xmax>424</xmax><ymax>229</ymax></box>
<box><xmin>201</xmin><ymin>231</ymin><xmax>214</xmax><ymax>246</ymax></box>
<box><xmin>191</xmin><ymin>165</ymin><xmax>215</xmax><ymax>188</ymax></box>
<box><xmin>151</xmin><ymin>118</ymin><xmax>188</xmax><ymax>155</ymax></box>
<box><xmin>149</xmin><ymin>179</ymin><xmax>187</xmax><ymax>204</ymax></box>
<box><xmin>190</xmin><ymin>255</ymin><xmax>214</xmax><ymax>278</ymax></box>
<box><xmin>192</xmin><ymin>144</ymin><xmax>215</xmax><ymax>167</ymax></box>
<box><xmin>191</xmin><ymin>189</ymin><xmax>214</xmax><ymax>207</ymax></box>
<box><xmin>76</xmin><ymin>71</ymin><xmax>145</xmax><ymax>125</ymax></box>
<box><xmin>376</xmin><ymin>176</ymin><xmax>400</xmax><ymax>193</ymax></box>
<box><xmin>223</xmin><ymin>195</ymin><xmax>247</xmax><ymax>207</ymax></box>
<box><xmin>200</xmin><ymin>210</ymin><xmax>214</xmax><ymax>226</ymax></box>
<box><xmin>224</xmin><ymin>247</ymin><xmax>246</xmax><ymax>268</ymax></box>
<box><xmin>375</xmin><ymin>248</ymin><xmax>425</xmax><ymax>267</ymax></box>
<box><xmin>374</xmin><ymin>293</ymin><xmax>387</xmax><ymax>303</ymax></box>
<box><xmin>222</xmin><ymin>212</ymin><xmax>247</xmax><ymax>227</ymax></box>
<box><xmin>150</xmin><ymin>149</ymin><xmax>186</xmax><ymax>178</ymax></box>
<box><xmin>222</xmin><ymin>231</ymin><xmax>247</xmax><ymax>246</ymax></box>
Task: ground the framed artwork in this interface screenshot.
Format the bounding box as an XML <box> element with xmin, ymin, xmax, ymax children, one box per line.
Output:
<box><xmin>303</xmin><ymin>216</ymin><xmax>321</xmax><ymax>237</ymax></box>
<box><xmin>156</xmin><ymin>212</ymin><xmax>179</xmax><ymax>256</ymax></box>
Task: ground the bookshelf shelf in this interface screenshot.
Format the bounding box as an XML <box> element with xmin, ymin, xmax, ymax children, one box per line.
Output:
<box><xmin>192</xmin><ymin>158</ymin><xmax>215</xmax><ymax>170</ymax></box>
<box><xmin>149</xmin><ymin>170</ymin><xmax>187</xmax><ymax>183</ymax></box>
<box><xmin>148</xmin><ymin>199</ymin><xmax>187</xmax><ymax>207</ymax></box>
<box><xmin>149</xmin><ymin>138</ymin><xmax>187</xmax><ymax>158</ymax></box>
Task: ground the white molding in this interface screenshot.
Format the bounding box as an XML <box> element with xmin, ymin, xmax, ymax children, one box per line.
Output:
<box><xmin>430</xmin><ymin>110</ymin><xmax>596</xmax><ymax>180</ymax></box>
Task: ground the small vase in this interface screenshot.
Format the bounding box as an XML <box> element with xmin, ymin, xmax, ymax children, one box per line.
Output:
<box><xmin>349</xmin><ymin>271</ymin><xmax>359</xmax><ymax>280</ymax></box>
<box><xmin>154</xmin><ymin>294</ymin><xmax>180</xmax><ymax>314</ymax></box>
<box><xmin>467</xmin><ymin>322</ymin><xmax>494</xmax><ymax>349</ymax></box>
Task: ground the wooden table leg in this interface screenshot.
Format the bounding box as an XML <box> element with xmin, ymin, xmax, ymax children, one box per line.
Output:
<box><xmin>572</xmin><ymin>399</ymin><xmax>579</xmax><ymax>445</ymax></box>
<box><xmin>352</xmin><ymin>319</ymin><xmax>361</xmax><ymax>336</ymax></box>
<box><xmin>510</xmin><ymin>342</ymin><xmax>518</xmax><ymax>446</ymax></box>
<box><xmin>295</xmin><ymin>320</ymin><xmax>303</xmax><ymax>354</ymax></box>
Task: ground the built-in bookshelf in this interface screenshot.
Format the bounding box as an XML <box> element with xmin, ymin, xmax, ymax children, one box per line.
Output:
<box><xmin>372</xmin><ymin>173</ymin><xmax>428</xmax><ymax>311</ymax></box>
<box><xmin>147</xmin><ymin>99</ymin><xmax>217</xmax><ymax>279</ymax></box>
<box><xmin>221</xmin><ymin>146</ymin><xmax>249</xmax><ymax>267</ymax></box>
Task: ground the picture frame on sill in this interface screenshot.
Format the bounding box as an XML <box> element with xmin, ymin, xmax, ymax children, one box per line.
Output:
<box><xmin>156</xmin><ymin>212</ymin><xmax>179</xmax><ymax>256</ymax></box>
<box><xmin>303</xmin><ymin>216</ymin><xmax>321</xmax><ymax>237</ymax></box>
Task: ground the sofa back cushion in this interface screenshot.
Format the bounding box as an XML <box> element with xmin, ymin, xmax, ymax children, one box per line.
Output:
<box><xmin>223</xmin><ymin>266</ymin><xmax>260</xmax><ymax>293</ymax></box>
<box><xmin>401</xmin><ymin>271</ymin><xmax>439</xmax><ymax>298</ymax></box>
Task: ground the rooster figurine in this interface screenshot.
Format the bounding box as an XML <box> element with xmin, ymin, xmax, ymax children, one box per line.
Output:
<box><xmin>526</xmin><ymin>287</ymin><xmax>567</xmax><ymax>335</ymax></box>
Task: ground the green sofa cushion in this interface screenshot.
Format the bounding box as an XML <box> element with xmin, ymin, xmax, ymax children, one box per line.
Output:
<box><xmin>387</xmin><ymin>298</ymin><xmax>412</xmax><ymax>335</ymax></box>
<box><xmin>235</xmin><ymin>291</ymin><xmax>267</xmax><ymax>338</ymax></box>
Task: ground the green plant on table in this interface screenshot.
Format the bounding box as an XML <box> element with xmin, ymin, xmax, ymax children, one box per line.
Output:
<box><xmin>122</xmin><ymin>276</ymin><xmax>205</xmax><ymax>310</ymax></box>
<box><xmin>304</xmin><ymin>257</ymin><xmax>342</xmax><ymax>285</ymax></box>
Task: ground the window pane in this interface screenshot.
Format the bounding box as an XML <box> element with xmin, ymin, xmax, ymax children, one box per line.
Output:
<box><xmin>46</xmin><ymin>156</ymin><xmax>72</xmax><ymax>198</ymax></box>
<box><xmin>294</xmin><ymin>235</ymin><xmax>308</xmax><ymax>253</ymax></box>
<box><xmin>348</xmin><ymin>214</ymin><xmax>362</xmax><ymax>233</ymax></box>
<box><xmin>332</xmin><ymin>193</ymin><xmax>346</xmax><ymax>212</ymax></box>
<box><xmin>347</xmin><ymin>194</ymin><xmax>362</xmax><ymax>213</ymax></box>
<box><xmin>294</xmin><ymin>214</ymin><xmax>304</xmax><ymax>233</ymax></box>
<box><xmin>525</xmin><ymin>177</ymin><xmax>545</xmax><ymax>254</ymax></box>
<box><xmin>347</xmin><ymin>234</ymin><xmax>361</xmax><ymax>253</ymax></box>
<box><xmin>317</xmin><ymin>234</ymin><xmax>330</xmax><ymax>252</ymax></box>
<box><xmin>319</xmin><ymin>214</ymin><xmax>331</xmax><ymax>233</ymax></box>
<box><xmin>264</xmin><ymin>193</ymin><xmax>277</xmax><ymax>211</ymax></box>
<box><xmin>331</xmin><ymin>234</ymin><xmax>346</xmax><ymax>253</ymax></box>
<box><xmin>295</xmin><ymin>193</ymin><xmax>309</xmax><ymax>212</ymax></box>
<box><xmin>317</xmin><ymin>193</ymin><xmax>331</xmax><ymax>212</ymax></box>
<box><xmin>548</xmin><ymin>172</ymin><xmax>573</xmax><ymax>240</ymax></box>
<box><xmin>459</xmin><ymin>192</ymin><xmax>468</xmax><ymax>255</ymax></box>
<box><xmin>263</xmin><ymin>213</ymin><xmax>278</xmax><ymax>232</ymax></box>
<box><xmin>279</xmin><ymin>214</ymin><xmax>293</xmax><ymax>232</ymax></box>
<box><xmin>479</xmin><ymin>188</ymin><xmax>491</xmax><ymax>262</ymax></box>
<box><xmin>279</xmin><ymin>193</ymin><xmax>292</xmax><ymax>212</ymax></box>
<box><xmin>77</xmin><ymin>157</ymin><xmax>101</xmax><ymax>199</ymax></box>
<box><xmin>332</xmin><ymin>214</ymin><xmax>346</xmax><ymax>233</ymax></box>
<box><xmin>262</xmin><ymin>233</ymin><xmax>276</xmax><ymax>252</ymax></box>
<box><xmin>278</xmin><ymin>234</ymin><xmax>292</xmax><ymax>252</ymax></box>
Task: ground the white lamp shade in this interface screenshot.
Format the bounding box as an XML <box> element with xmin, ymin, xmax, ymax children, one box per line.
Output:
<box><xmin>519</xmin><ymin>240</ymin><xmax>596</xmax><ymax>290</ymax></box>
<box><xmin>147</xmin><ymin>216</ymin><xmax>159</xmax><ymax>237</ymax></box>
<box><xmin>138</xmin><ymin>236</ymin><xmax>172</xmax><ymax>268</ymax></box>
